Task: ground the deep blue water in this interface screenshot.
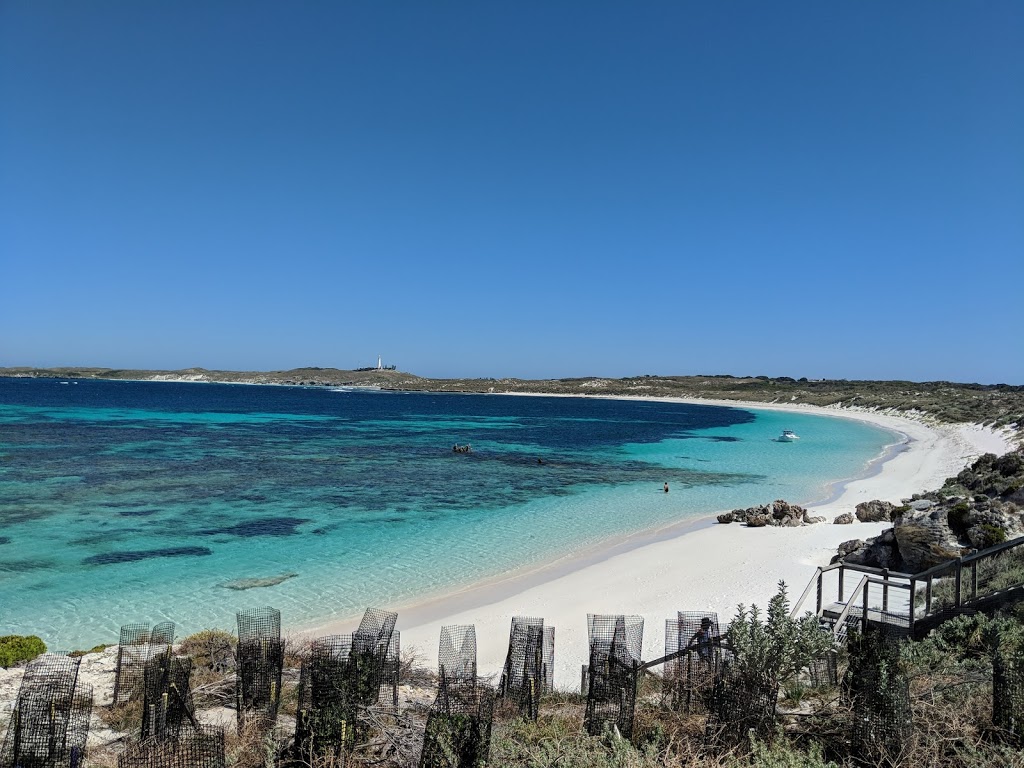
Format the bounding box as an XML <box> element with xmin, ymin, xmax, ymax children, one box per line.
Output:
<box><xmin>0</xmin><ymin>377</ymin><xmax>896</xmax><ymax>648</ymax></box>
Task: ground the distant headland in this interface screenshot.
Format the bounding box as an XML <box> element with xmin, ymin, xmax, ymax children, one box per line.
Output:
<box><xmin>2</xmin><ymin>366</ymin><xmax>1022</xmax><ymax>433</ymax></box>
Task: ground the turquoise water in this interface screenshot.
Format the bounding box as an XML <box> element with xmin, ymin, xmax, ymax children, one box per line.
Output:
<box><xmin>0</xmin><ymin>378</ymin><xmax>898</xmax><ymax>649</ymax></box>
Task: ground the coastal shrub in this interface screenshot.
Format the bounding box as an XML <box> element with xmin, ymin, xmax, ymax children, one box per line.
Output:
<box><xmin>0</xmin><ymin>634</ymin><xmax>46</xmax><ymax>667</ymax></box>
<box><xmin>978</xmin><ymin>524</ymin><xmax>1007</xmax><ymax>549</ymax></box>
<box><xmin>726</xmin><ymin>582</ymin><xmax>834</xmax><ymax>693</ymax></box>
<box><xmin>69</xmin><ymin>643</ymin><xmax>111</xmax><ymax>658</ymax></box>
<box><xmin>179</xmin><ymin>628</ymin><xmax>236</xmax><ymax>672</ymax></box>
<box><xmin>948</xmin><ymin>502</ymin><xmax>971</xmax><ymax>536</ymax></box>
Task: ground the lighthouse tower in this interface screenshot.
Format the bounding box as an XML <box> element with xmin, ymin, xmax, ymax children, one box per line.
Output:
<box><xmin>376</xmin><ymin>355</ymin><xmax>383</xmax><ymax>370</ymax></box>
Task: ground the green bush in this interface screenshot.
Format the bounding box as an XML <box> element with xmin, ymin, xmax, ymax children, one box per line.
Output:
<box><xmin>178</xmin><ymin>628</ymin><xmax>236</xmax><ymax>672</ymax></box>
<box><xmin>0</xmin><ymin>635</ymin><xmax>47</xmax><ymax>667</ymax></box>
<box><xmin>948</xmin><ymin>503</ymin><xmax>971</xmax><ymax>536</ymax></box>
<box><xmin>978</xmin><ymin>523</ymin><xmax>1007</xmax><ymax>549</ymax></box>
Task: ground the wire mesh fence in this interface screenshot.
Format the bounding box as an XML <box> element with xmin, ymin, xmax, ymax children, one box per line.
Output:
<box><xmin>114</xmin><ymin>622</ymin><xmax>177</xmax><ymax>705</ymax></box>
<box><xmin>583</xmin><ymin>614</ymin><xmax>643</xmax><ymax>739</ymax></box>
<box><xmin>379</xmin><ymin>630</ymin><xmax>401</xmax><ymax>710</ymax></box>
<box><xmin>236</xmin><ymin>638</ymin><xmax>284</xmax><ymax>732</ymax></box>
<box><xmin>542</xmin><ymin>626</ymin><xmax>555</xmax><ymax>693</ymax></box>
<box><xmin>0</xmin><ymin>654</ymin><xmax>92</xmax><ymax>768</ymax></box>
<box><xmin>420</xmin><ymin>625</ymin><xmax>493</xmax><ymax>768</ymax></box>
<box><xmin>992</xmin><ymin>643</ymin><xmax>1024</xmax><ymax>741</ymax></box>
<box><xmin>439</xmin><ymin>625</ymin><xmax>477</xmax><ymax>685</ymax></box>
<box><xmin>842</xmin><ymin>625</ymin><xmax>912</xmax><ymax>765</ymax></box>
<box><xmin>117</xmin><ymin>725</ymin><xmax>226</xmax><ymax>768</ymax></box>
<box><xmin>703</xmin><ymin>668</ymin><xmax>778</xmax><ymax>751</ymax></box>
<box><xmin>235</xmin><ymin>606</ymin><xmax>283</xmax><ymax>731</ymax></box>
<box><xmin>498</xmin><ymin>617</ymin><xmax>545</xmax><ymax>720</ymax></box>
<box><xmin>236</xmin><ymin>606</ymin><xmax>281</xmax><ymax>645</ymax></box>
<box><xmin>805</xmin><ymin>651</ymin><xmax>838</xmax><ymax>688</ymax></box>
<box><xmin>141</xmin><ymin>651</ymin><xmax>195</xmax><ymax>740</ymax></box>
<box><xmin>663</xmin><ymin>612</ymin><xmax>724</xmax><ymax>713</ymax></box>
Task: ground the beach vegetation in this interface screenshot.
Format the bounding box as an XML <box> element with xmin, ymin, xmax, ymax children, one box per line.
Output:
<box><xmin>977</xmin><ymin>523</ymin><xmax>1007</xmax><ymax>548</ymax></box>
<box><xmin>948</xmin><ymin>502</ymin><xmax>971</xmax><ymax>535</ymax></box>
<box><xmin>726</xmin><ymin>582</ymin><xmax>834</xmax><ymax>694</ymax></box>
<box><xmin>0</xmin><ymin>634</ymin><xmax>46</xmax><ymax>667</ymax></box>
<box><xmin>68</xmin><ymin>643</ymin><xmax>110</xmax><ymax>657</ymax></box>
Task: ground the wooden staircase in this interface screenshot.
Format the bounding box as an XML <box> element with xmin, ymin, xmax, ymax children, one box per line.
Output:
<box><xmin>792</xmin><ymin>535</ymin><xmax>1024</xmax><ymax>641</ymax></box>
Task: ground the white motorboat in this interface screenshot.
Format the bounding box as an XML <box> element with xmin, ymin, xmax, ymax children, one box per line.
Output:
<box><xmin>778</xmin><ymin>430</ymin><xmax>800</xmax><ymax>442</ymax></box>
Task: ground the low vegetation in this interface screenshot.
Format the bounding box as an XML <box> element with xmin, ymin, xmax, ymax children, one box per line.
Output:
<box><xmin>0</xmin><ymin>634</ymin><xmax>46</xmax><ymax>667</ymax></box>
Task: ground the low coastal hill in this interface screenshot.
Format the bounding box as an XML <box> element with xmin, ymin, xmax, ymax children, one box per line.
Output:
<box><xmin>3</xmin><ymin>366</ymin><xmax>1022</xmax><ymax>433</ymax></box>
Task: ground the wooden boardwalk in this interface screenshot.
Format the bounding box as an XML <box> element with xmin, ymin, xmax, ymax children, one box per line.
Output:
<box><xmin>792</xmin><ymin>535</ymin><xmax>1024</xmax><ymax>640</ymax></box>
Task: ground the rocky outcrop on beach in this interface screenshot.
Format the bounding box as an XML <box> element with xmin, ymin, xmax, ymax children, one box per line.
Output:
<box><xmin>717</xmin><ymin>499</ymin><xmax>825</xmax><ymax>527</ymax></box>
<box><xmin>833</xmin><ymin>448</ymin><xmax>1024</xmax><ymax>572</ymax></box>
<box><xmin>855</xmin><ymin>500</ymin><xmax>902</xmax><ymax>523</ymax></box>
<box><xmin>833</xmin><ymin>512</ymin><xmax>854</xmax><ymax>524</ymax></box>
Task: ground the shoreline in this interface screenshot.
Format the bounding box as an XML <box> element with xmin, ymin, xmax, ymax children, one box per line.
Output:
<box><xmin>308</xmin><ymin>396</ymin><xmax>1013</xmax><ymax>691</ymax></box>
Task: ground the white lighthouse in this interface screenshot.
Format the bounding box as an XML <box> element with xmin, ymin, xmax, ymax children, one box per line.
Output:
<box><xmin>376</xmin><ymin>355</ymin><xmax>383</xmax><ymax>370</ymax></box>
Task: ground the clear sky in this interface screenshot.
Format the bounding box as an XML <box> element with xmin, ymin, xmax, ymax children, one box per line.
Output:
<box><xmin>2</xmin><ymin>3</ymin><xmax>1022</xmax><ymax>383</ymax></box>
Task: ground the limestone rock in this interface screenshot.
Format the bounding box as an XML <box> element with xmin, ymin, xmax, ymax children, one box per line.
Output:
<box><xmin>855</xmin><ymin>500</ymin><xmax>898</xmax><ymax>523</ymax></box>
<box><xmin>893</xmin><ymin>507</ymin><xmax>965</xmax><ymax>571</ymax></box>
<box><xmin>716</xmin><ymin>513</ymin><xmax>734</xmax><ymax>524</ymax></box>
<box><xmin>841</xmin><ymin>528</ymin><xmax>902</xmax><ymax>570</ymax></box>
<box><xmin>746</xmin><ymin>515</ymin><xmax>769</xmax><ymax>527</ymax></box>
<box><xmin>833</xmin><ymin>513</ymin><xmax>854</xmax><ymax>525</ymax></box>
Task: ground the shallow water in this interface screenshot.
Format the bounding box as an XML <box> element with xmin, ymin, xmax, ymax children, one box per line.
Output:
<box><xmin>0</xmin><ymin>378</ymin><xmax>897</xmax><ymax>648</ymax></box>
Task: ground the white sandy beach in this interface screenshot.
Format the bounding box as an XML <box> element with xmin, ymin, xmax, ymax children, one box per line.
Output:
<box><xmin>323</xmin><ymin>399</ymin><xmax>1015</xmax><ymax>692</ymax></box>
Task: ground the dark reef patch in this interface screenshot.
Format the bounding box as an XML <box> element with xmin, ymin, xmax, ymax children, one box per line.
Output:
<box><xmin>83</xmin><ymin>546</ymin><xmax>213</xmax><ymax>565</ymax></box>
<box><xmin>0</xmin><ymin>536</ymin><xmax>10</xmax><ymax>545</ymax></box>
<box><xmin>116</xmin><ymin>509</ymin><xmax>161</xmax><ymax>517</ymax></box>
<box><xmin>0</xmin><ymin>557</ymin><xmax>57</xmax><ymax>572</ymax></box>
<box><xmin>199</xmin><ymin>517</ymin><xmax>309</xmax><ymax>538</ymax></box>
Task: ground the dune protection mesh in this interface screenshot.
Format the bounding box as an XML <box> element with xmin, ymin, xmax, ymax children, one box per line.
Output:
<box><xmin>583</xmin><ymin>614</ymin><xmax>643</xmax><ymax>739</ymax></box>
<box><xmin>235</xmin><ymin>607</ymin><xmax>284</xmax><ymax>731</ymax></box>
<box><xmin>497</xmin><ymin>617</ymin><xmax>545</xmax><ymax>720</ymax></box>
<box><xmin>663</xmin><ymin>612</ymin><xmax>724</xmax><ymax>713</ymax></box>
<box><xmin>0</xmin><ymin>654</ymin><xmax>92</xmax><ymax>768</ymax></box>
<box><xmin>117</xmin><ymin>725</ymin><xmax>226</xmax><ymax>768</ymax></box>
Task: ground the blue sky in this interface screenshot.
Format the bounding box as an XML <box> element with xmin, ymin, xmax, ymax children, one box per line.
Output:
<box><xmin>2</xmin><ymin>3</ymin><xmax>1022</xmax><ymax>383</ymax></box>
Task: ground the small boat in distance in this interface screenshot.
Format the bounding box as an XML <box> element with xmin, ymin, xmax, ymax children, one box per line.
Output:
<box><xmin>778</xmin><ymin>430</ymin><xmax>800</xmax><ymax>442</ymax></box>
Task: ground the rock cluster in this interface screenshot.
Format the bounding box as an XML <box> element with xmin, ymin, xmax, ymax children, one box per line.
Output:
<box><xmin>717</xmin><ymin>499</ymin><xmax>826</xmax><ymax>527</ymax></box>
<box><xmin>833</xmin><ymin>449</ymin><xmax>1024</xmax><ymax>573</ymax></box>
<box><xmin>855</xmin><ymin>500</ymin><xmax>901</xmax><ymax>523</ymax></box>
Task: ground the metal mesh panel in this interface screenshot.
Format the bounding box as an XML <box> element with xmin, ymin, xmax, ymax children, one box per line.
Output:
<box><xmin>498</xmin><ymin>617</ymin><xmax>544</xmax><ymax>720</ymax></box>
<box><xmin>141</xmin><ymin>651</ymin><xmax>195</xmax><ymax>740</ymax></box>
<box><xmin>0</xmin><ymin>654</ymin><xmax>91</xmax><ymax>768</ymax></box>
<box><xmin>843</xmin><ymin>625</ymin><xmax>912</xmax><ymax>764</ymax></box>
<box><xmin>439</xmin><ymin>625</ymin><xmax>477</xmax><ymax>685</ymax></box>
<box><xmin>993</xmin><ymin>650</ymin><xmax>1024</xmax><ymax>740</ymax></box>
<box><xmin>419</xmin><ymin>683</ymin><xmax>495</xmax><ymax>768</ymax></box>
<box><xmin>379</xmin><ymin>630</ymin><xmax>401</xmax><ymax>709</ymax></box>
<box><xmin>704</xmin><ymin>668</ymin><xmax>778</xmax><ymax>751</ymax></box>
<box><xmin>114</xmin><ymin>623</ymin><xmax>151</xmax><ymax>704</ymax></box>
<box><xmin>235</xmin><ymin>638</ymin><xmax>284</xmax><ymax>731</ymax></box>
<box><xmin>117</xmin><ymin>726</ymin><xmax>226</xmax><ymax>768</ymax></box>
<box><xmin>151</xmin><ymin>622</ymin><xmax>175</xmax><ymax>646</ymax></box>
<box><xmin>356</xmin><ymin>607</ymin><xmax>398</xmax><ymax>648</ymax></box>
<box><xmin>294</xmin><ymin>633</ymin><xmax>384</xmax><ymax>759</ymax></box>
<box><xmin>584</xmin><ymin>615</ymin><xmax>643</xmax><ymax>739</ymax></box>
<box><xmin>236</xmin><ymin>606</ymin><xmax>281</xmax><ymax>644</ymax></box>
<box><xmin>806</xmin><ymin>651</ymin><xmax>838</xmax><ymax>688</ymax></box>
<box><xmin>542</xmin><ymin>626</ymin><xmax>555</xmax><ymax>693</ymax></box>
<box><xmin>663</xmin><ymin>612</ymin><xmax>723</xmax><ymax>712</ymax></box>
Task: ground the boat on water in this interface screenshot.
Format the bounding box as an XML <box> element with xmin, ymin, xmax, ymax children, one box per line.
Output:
<box><xmin>778</xmin><ymin>430</ymin><xmax>800</xmax><ymax>442</ymax></box>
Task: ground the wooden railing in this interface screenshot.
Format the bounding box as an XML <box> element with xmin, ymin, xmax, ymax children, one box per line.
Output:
<box><xmin>791</xmin><ymin>535</ymin><xmax>1024</xmax><ymax>638</ymax></box>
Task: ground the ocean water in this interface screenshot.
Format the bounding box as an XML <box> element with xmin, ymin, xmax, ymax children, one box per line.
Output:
<box><xmin>0</xmin><ymin>377</ymin><xmax>898</xmax><ymax>649</ymax></box>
